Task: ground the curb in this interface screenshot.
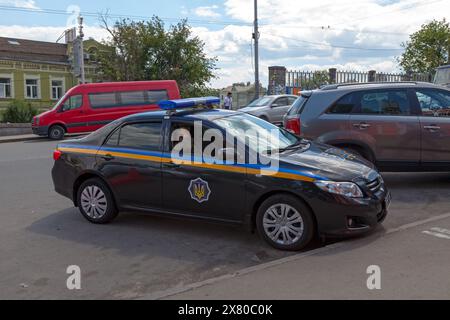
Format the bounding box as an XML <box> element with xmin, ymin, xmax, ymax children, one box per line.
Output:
<box><xmin>0</xmin><ymin>134</ymin><xmax>88</xmax><ymax>144</ymax></box>
<box><xmin>0</xmin><ymin>136</ymin><xmax>46</xmax><ymax>144</ymax></box>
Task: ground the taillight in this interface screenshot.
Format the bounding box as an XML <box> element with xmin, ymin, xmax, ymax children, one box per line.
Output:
<box><xmin>285</xmin><ymin>118</ymin><xmax>301</xmax><ymax>135</ymax></box>
<box><xmin>53</xmin><ymin>149</ymin><xmax>62</xmax><ymax>161</ymax></box>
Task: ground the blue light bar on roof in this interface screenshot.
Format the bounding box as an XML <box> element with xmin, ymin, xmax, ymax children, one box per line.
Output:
<box><xmin>158</xmin><ymin>97</ymin><xmax>221</xmax><ymax>110</ymax></box>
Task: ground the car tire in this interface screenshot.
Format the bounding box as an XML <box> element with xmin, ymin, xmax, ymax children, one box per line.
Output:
<box><xmin>256</xmin><ymin>194</ymin><xmax>315</xmax><ymax>251</ymax></box>
<box><xmin>77</xmin><ymin>178</ymin><xmax>118</xmax><ymax>224</ymax></box>
<box><xmin>48</xmin><ymin>125</ymin><xmax>65</xmax><ymax>140</ymax></box>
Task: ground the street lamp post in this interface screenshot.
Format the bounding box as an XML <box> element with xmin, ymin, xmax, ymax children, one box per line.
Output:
<box><xmin>78</xmin><ymin>15</ymin><xmax>86</xmax><ymax>84</ymax></box>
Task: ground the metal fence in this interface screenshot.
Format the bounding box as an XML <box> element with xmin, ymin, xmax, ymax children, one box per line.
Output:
<box><xmin>285</xmin><ymin>68</ymin><xmax>432</xmax><ymax>94</ymax></box>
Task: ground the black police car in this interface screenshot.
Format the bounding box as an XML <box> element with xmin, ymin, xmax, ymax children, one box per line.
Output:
<box><xmin>52</xmin><ymin>97</ymin><xmax>390</xmax><ymax>251</ymax></box>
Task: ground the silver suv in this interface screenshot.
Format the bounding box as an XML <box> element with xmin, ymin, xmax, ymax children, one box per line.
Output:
<box><xmin>283</xmin><ymin>82</ymin><xmax>450</xmax><ymax>171</ymax></box>
<box><xmin>240</xmin><ymin>95</ymin><xmax>298</xmax><ymax>125</ymax></box>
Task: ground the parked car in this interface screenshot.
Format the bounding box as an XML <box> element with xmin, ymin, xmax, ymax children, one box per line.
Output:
<box><xmin>51</xmin><ymin>97</ymin><xmax>389</xmax><ymax>251</ymax></box>
<box><xmin>283</xmin><ymin>82</ymin><xmax>450</xmax><ymax>172</ymax></box>
<box><xmin>32</xmin><ymin>80</ymin><xmax>181</xmax><ymax>140</ymax></box>
<box><xmin>434</xmin><ymin>65</ymin><xmax>450</xmax><ymax>88</ymax></box>
<box><xmin>240</xmin><ymin>95</ymin><xmax>298</xmax><ymax>125</ymax></box>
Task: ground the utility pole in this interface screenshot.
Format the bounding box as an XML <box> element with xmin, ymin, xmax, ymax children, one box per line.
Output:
<box><xmin>78</xmin><ymin>15</ymin><xmax>85</xmax><ymax>84</ymax></box>
<box><xmin>253</xmin><ymin>0</ymin><xmax>260</xmax><ymax>100</ymax></box>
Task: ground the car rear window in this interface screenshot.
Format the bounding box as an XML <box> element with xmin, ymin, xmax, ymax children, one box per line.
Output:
<box><xmin>327</xmin><ymin>93</ymin><xmax>356</xmax><ymax>114</ymax></box>
<box><xmin>356</xmin><ymin>90</ymin><xmax>410</xmax><ymax>115</ymax></box>
<box><xmin>287</xmin><ymin>96</ymin><xmax>308</xmax><ymax>116</ymax></box>
<box><xmin>106</xmin><ymin>122</ymin><xmax>162</xmax><ymax>151</ymax></box>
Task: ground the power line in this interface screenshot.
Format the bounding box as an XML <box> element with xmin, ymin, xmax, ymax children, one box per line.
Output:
<box><xmin>263</xmin><ymin>32</ymin><xmax>404</xmax><ymax>51</ymax></box>
<box><xmin>0</xmin><ymin>5</ymin><xmax>254</xmax><ymax>27</ymax></box>
<box><xmin>333</xmin><ymin>0</ymin><xmax>445</xmax><ymax>26</ymax></box>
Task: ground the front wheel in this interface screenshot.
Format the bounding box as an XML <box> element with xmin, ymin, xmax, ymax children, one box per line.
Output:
<box><xmin>256</xmin><ymin>194</ymin><xmax>315</xmax><ymax>251</ymax></box>
<box><xmin>48</xmin><ymin>125</ymin><xmax>65</xmax><ymax>140</ymax></box>
<box><xmin>77</xmin><ymin>178</ymin><xmax>118</xmax><ymax>224</ymax></box>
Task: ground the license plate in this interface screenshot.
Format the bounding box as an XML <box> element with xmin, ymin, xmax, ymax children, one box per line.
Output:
<box><xmin>384</xmin><ymin>192</ymin><xmax>392</xmax><ymax>210</ymax></box>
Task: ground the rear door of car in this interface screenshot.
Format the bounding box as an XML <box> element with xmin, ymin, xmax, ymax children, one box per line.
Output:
<box><xmin>413</xmin><ymin>88</ymin><xmax>450</xmax><ymax>164</ymax></box>
<box><xmin>96</xmin><ymin>121</ymin><xmax>163</xmax><ymax>209</ymax></box>
<box><xmin>348</xmin><ymin>88</ymin><xmax>421</xmax><ymax>166</ymax></box>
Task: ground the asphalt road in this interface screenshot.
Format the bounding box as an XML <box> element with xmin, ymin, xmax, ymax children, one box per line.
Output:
<box><xmin>1</xmin><ymin>139</ymin><xmax>450</xmax><ymax>299</ymax></box>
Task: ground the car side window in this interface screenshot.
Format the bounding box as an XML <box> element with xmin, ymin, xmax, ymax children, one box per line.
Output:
<box><xmin>61</xmin><ymin>95</ymin><xmax>83</xmax><ymax>112</ymax></box>
<box><xmin>327</xmin><ymin>93</ymin><xmax>356</xmax><ymax>114</ymax></box>
<box><xmin>288</xmin><ymin>97</ymin><xmax>297</xmax><ymax>105</ymax></box>
<box><xmin>357</xmin><ymin>90</ymin><xmax>410</xmax><ymax>115</ymax></box>
<box><xmin>273</xmin><ymin>97</ymin><xmax>288</xmax><ymax>107</ymax></box>
<box><xmin>416</xmin><ymin>89</ymin><xmax>450</xmax><ymax>117</ymax></box>
<box><xmin>106</xmin><ymin>122</ymin><xmax>162</xmax><ymax>151</ymax></box>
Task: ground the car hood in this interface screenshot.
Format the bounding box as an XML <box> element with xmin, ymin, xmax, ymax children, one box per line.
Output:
<box><xmin>277</xmin><ymin>142</ymin><xmax>377</xmax><ymax>182</ymax></box>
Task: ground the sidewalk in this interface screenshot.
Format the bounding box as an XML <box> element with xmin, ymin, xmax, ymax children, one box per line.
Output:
<box><xmin>156</xmin><ymin>214</ymin><xmax>450</xmax><ymax>300</ymax></box>
<box><xmin>0</xmin><ymin>133</ymin><xmax>87</xmax><ymax>144</ymax></box>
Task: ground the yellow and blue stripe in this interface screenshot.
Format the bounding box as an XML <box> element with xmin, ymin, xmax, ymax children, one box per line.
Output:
<box><xmin>57</xmin><ymin>144</ymin><xmax>327</xmax><ymax>183</ymax></box>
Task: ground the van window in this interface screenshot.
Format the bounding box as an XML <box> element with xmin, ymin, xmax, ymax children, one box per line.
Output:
<box><xmin>356</xmin><ymin>90</ymin><xmax>410</xmax><ymax>115</ymax></box>
<box><xmin>89</xmin><ymin>92</ymin><xmax>118</xmax><ymax>109</ymax></box>
<box><xmin>148</xmin><ymin>90</ymin><xmax>169</xmax><ymax>104</ymax></box>
<box><xmin>328</xmin><ymin>93</ymin><xmax>356</xmax><ymax>114</ymax></box>
<box><xmin>61</xmin><ymin>95</ymin><xmax>83</xmax><ymax>112</ymax></box>
<box><xmin>120</xmin><ymin>91</ymin><xmax>146</xmax><ymax>105</ymax></box>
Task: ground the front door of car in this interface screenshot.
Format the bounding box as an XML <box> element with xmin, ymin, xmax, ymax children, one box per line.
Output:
<box><xmin>161</xmin><ymin>120</ymin><xmax>246</xmax><ymax>222</ymax></box>
<box><xmin>349</xmin><ymin>89</ymin><xmax>421</xmax><ymax>165</ymax></box>
<box><xmin>270</xmin><ymin>97</ymin><xmax>291</xmax><ymax>124</ymax></box>
<box><xmin>96</xmin><ymin>121</ymin><xmax>163</xmax><ymax>210</ymax></box>
<box><xmin>58</xmin><ymin>94</ymin><xmax>87</xmax><ymax>133</ymax></box>
<box><xmin>414</xmin><ymin>88</ymin><xmax>450</xmax><ymax>164</ymax></box>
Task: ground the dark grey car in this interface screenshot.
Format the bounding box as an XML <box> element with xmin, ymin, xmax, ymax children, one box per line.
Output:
<box><xmin>240</xmin><ymin>95</ymin><xmax>298</xmax><ymax>125</ymax></box>
<box><xmin>283</xmin><ymin>82</ymin><xmax>450</xmax><ymax>171</ymax></box>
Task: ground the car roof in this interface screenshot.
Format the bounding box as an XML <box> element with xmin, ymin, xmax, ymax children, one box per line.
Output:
<box><xmin>120</xmin><ymin>108</ymin><xmax>237</xmax><ymax>123</ymax></box>
<box><xmin>318</xmin><ymin>81</ymin><xmax>439</xmax><ymax>92</ymax></box>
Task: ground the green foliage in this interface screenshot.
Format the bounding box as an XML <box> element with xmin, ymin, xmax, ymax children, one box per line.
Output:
<box><xmin>2</xmin><ymin>100</ymin><xmax>38</xmax><ymax>123</ymax></box>
<box><xmin>98</xmin><ymin>16</ymin><xmax>217</xmax><ymax>98</ymax></box>
<box><xmin>399</xmin><ymin>19</ymin><xmax>450</xmax><ymax>74</ymax></box>
<box><xmin>301</xmin><ymin>71</ymin><xmax>330</xmax><ymax>90</ymax></box>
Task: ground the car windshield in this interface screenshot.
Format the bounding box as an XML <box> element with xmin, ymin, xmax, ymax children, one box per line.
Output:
<box><xmin>51</xmin><ymin>92</ymin><xmax>70</xmax><ymax>111</ymax></box>
<box><xmin>246</xmin><ymin>97</ymin><xmax>273</xmax><ymax>107</ymax></box>
<box><xmin>434</xmin><ymin>67</ymin><xmax>450</xmax><ymax>85</ymax></box>
<box><xmin>213</xmin><ymin>113</ymin><xmax>302</xmax><ymax>153</ymax></box>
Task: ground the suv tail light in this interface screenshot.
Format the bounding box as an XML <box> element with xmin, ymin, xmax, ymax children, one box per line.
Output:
<box><xmin>53</xmin><ymin>149</ymin><xmax>62</xmax><ymax>161</ymax></box>
<box><xmin>285</xmin><ymin>118</ymin><xmax>301</xmax><ymax>135</ymax></box>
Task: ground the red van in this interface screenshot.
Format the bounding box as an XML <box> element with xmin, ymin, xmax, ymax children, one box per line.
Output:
<box><xmin>32</xmin><ymin>80</ymin><xmax>180</xmax><ymax>139</ymax></box>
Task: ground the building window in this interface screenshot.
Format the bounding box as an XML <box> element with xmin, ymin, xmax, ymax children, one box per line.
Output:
<box><xmin>25</xmin><ymin>78</ymin><xmax>40</xmax><ymax>99</ymax></box>
<box><xmin>51</xmin><ymin>79</ymin><xmax>64</xmax><ymax>100</ymax></box>
<box><xmin>0</xmin><ymin>78</ymin><xmax>12</xmax><ymax>98</ymax></box>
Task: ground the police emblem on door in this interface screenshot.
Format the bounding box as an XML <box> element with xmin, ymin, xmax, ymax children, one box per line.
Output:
<box><xmin>188</xmin><ymin>178</ymin><xmax>211</xmax><ymax>203</ymax></box>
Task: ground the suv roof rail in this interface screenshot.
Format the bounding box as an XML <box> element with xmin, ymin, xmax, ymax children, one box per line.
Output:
<box><xmin>320</xmin><ymin>81</ymin><xmax>426</xmax><ymax>91</ymax></box>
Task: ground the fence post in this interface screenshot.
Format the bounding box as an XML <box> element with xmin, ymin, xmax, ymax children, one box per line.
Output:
<box><xmin>368</xmin><ymin>70</ymin><xmax>376</xmax><ymax>82</ymax></box>
<box><xmin>329</xmin><ymin>68</ymin><xmax>337</xmax><ymax>84</ymax></box>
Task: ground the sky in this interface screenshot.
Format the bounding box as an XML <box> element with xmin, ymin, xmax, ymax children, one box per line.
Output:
<box><xmin>0</xmin><ymin>0</ymin><xmax>449</xmax><ymax>88</ymax></box>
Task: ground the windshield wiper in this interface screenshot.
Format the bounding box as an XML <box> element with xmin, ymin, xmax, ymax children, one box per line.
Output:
<box><xmin>265</xmin><ymin>139</ymin><xmax>310</xmax><ymax>155</ymax></box>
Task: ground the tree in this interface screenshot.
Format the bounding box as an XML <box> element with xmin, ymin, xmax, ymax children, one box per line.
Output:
<box><xmin>399</xmin><ymin>19</ymin><xmax>450</xmax><ymax>74</ymax></box>
<box><xmin>98</xmin><ymin>16</ymin><xmax>217</xmax><ymax>97</ymax></box>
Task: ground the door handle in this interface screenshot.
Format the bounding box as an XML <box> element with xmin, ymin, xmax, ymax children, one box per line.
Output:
<box><xmin>424</xmin><ymin>125</ymin><xmax>441</xmax><ymax>131</ymax></box>
<box><xmin>101</xmin><ymin>154</ymin><xmax>115</xmax><ymax>161</ymax></box>
<box><xmin>353</xmin><ymin>123</ymin><xmax>371</xmax><ymax>129</ymax></box>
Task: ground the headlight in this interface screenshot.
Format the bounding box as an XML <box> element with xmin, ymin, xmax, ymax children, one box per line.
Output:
<box><xmin>314</xmin><ymin>180</ymin><xmax>364</xmax><ymax>198</ymax></box>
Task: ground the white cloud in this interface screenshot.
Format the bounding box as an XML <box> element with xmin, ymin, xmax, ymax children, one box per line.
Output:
<box><xmin>0</xmin><ymin>0</ymin><xmax>39</xmax><ymax>9</ymax></box>
<box><xmin>193</xmin><ymin>5</ymin><xmax>221</xmax><ymax>18</ymax></box>
<box><xmin>1</xmin><ymin>0</ymin><xmax>448</xmax><ymax>89</ymax></box>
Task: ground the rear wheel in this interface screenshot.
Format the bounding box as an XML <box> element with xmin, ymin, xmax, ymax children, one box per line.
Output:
<box><xmin>48</xmin><ymin>125</ymin><xmax>65</xmax><ymax>140</ymax></box>
<box><xmin>256</xmin><ymin>194</ymin><xmax>315</xmax><ymax>251</ymax></box>
<box><xmin>77</xmin><ymin>178</ymin><xmax>118</xmax><ymax>224</ymax></box>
